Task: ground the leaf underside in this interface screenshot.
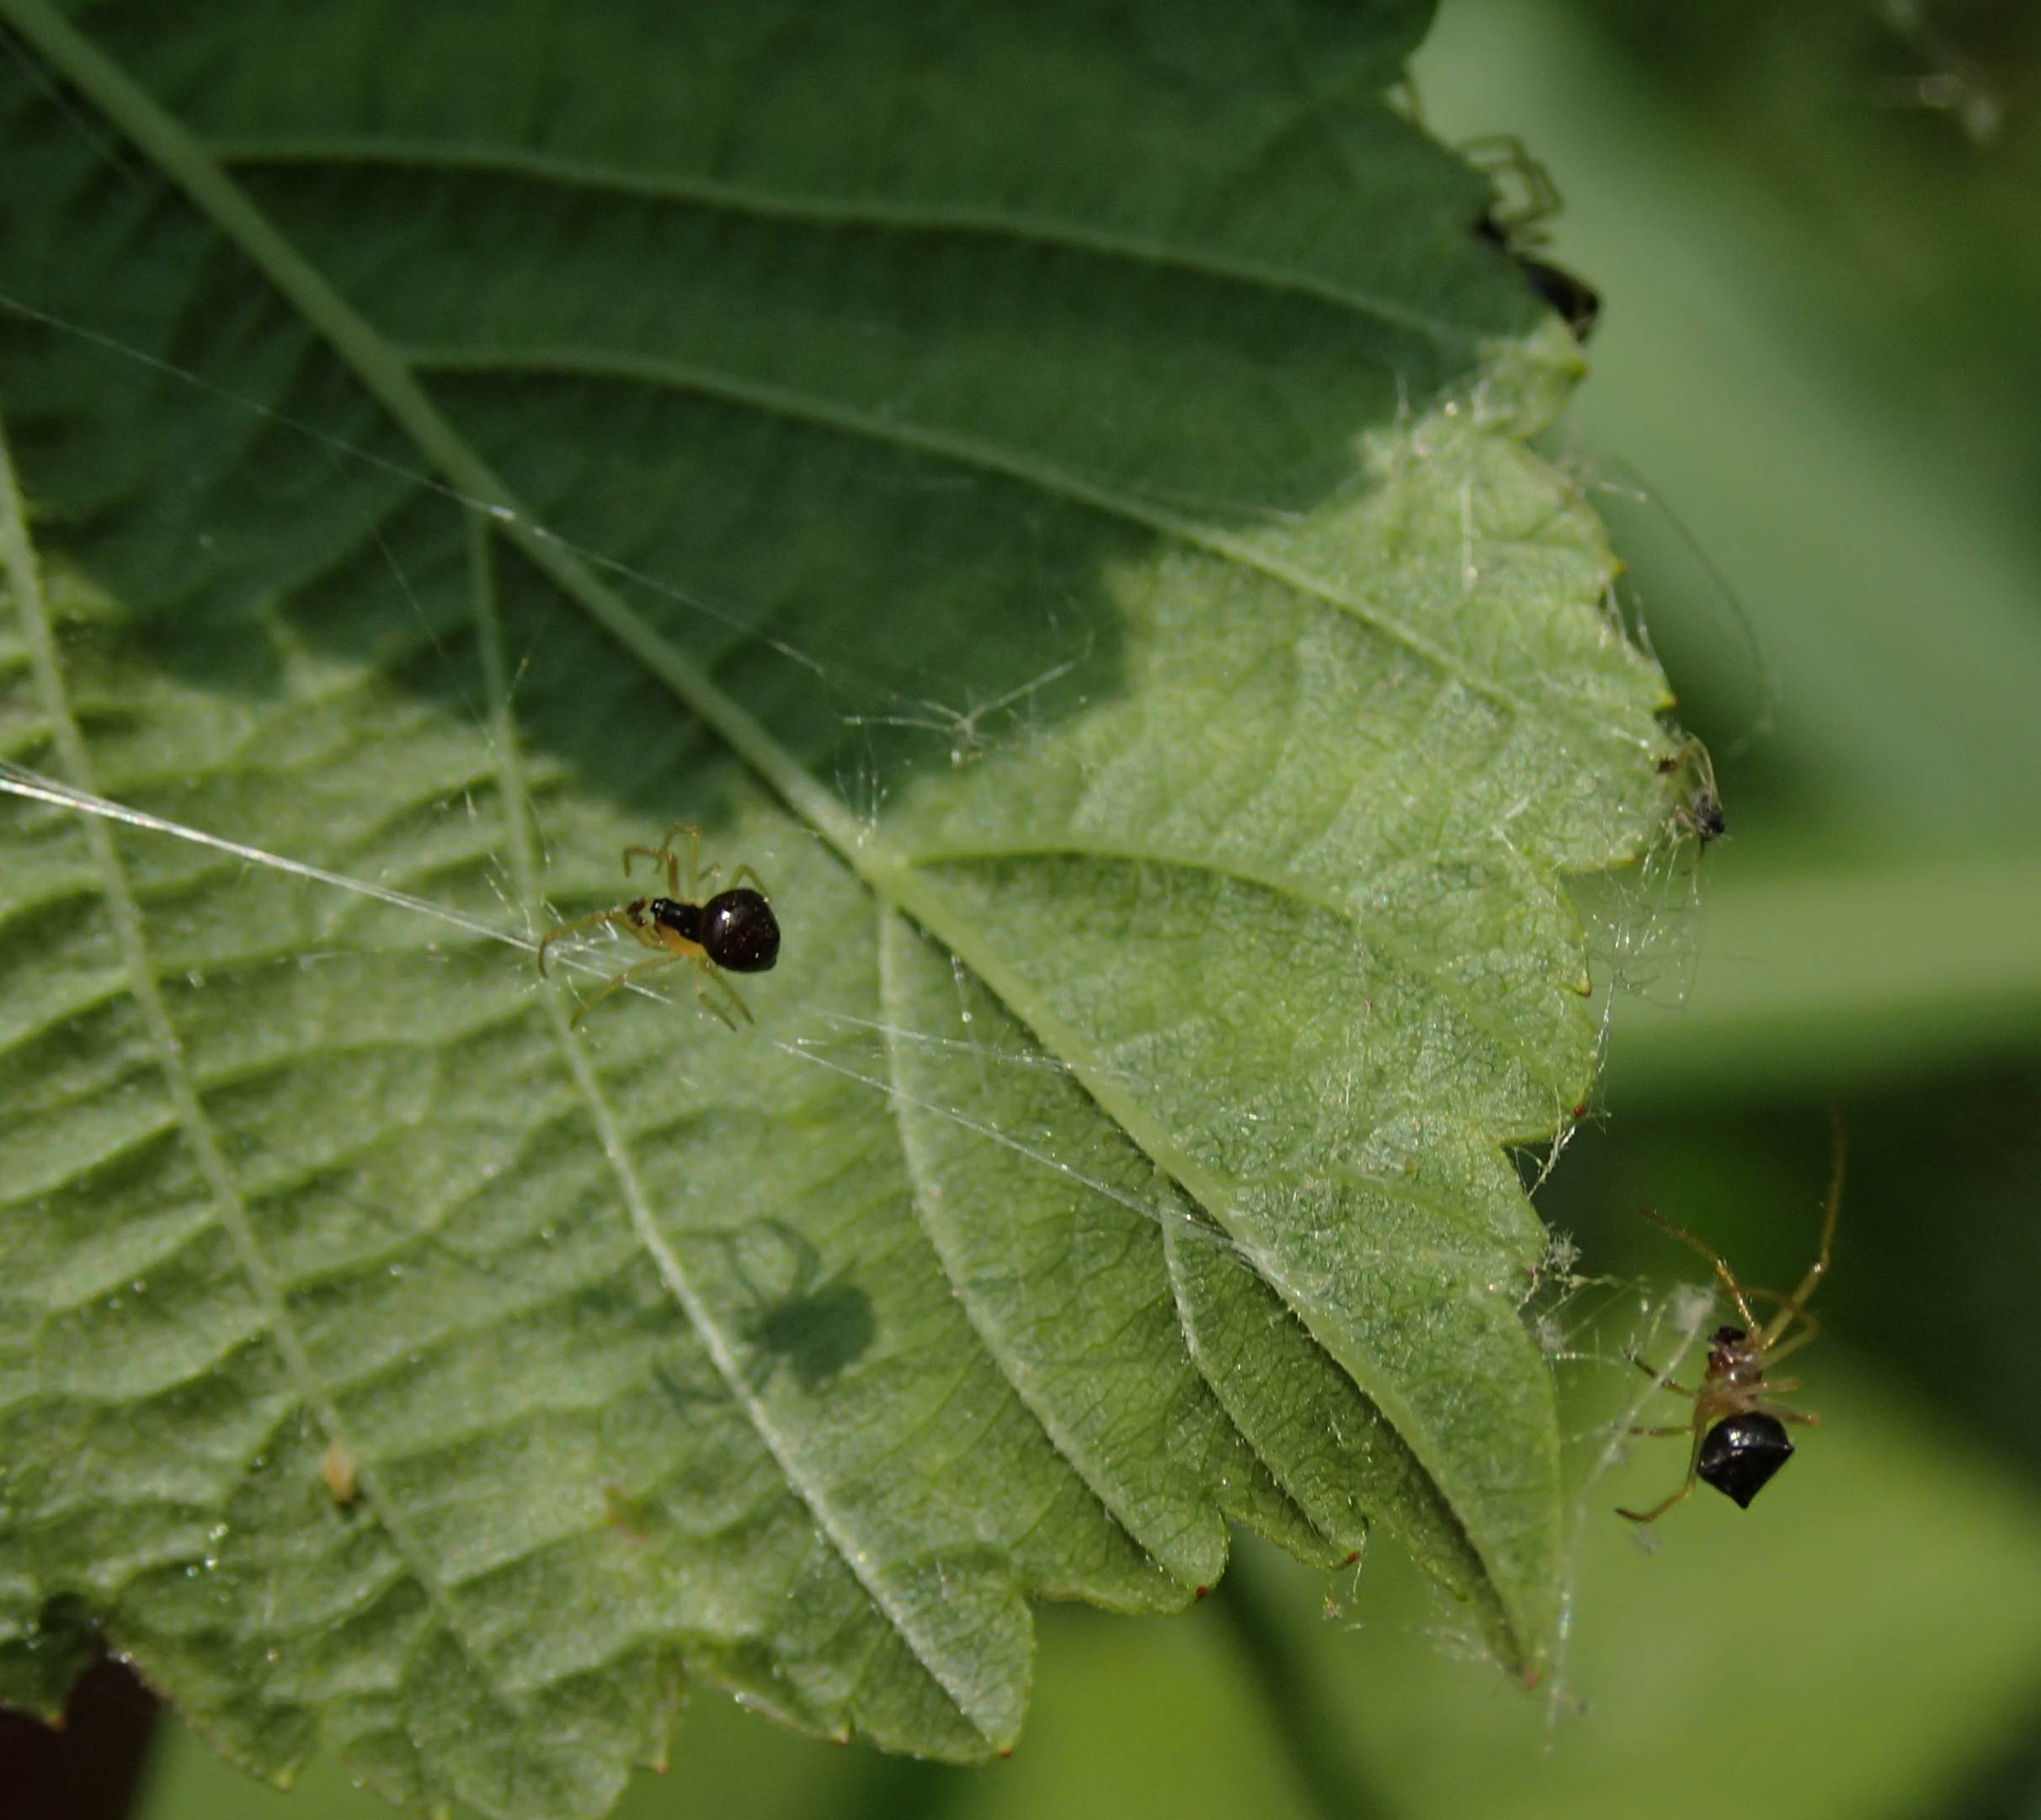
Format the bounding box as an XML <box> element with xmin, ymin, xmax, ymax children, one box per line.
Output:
<box><xmin>0</xmin><ymin>3</ymin><xmax>1684</xmax><ymax>1816</ymax></box>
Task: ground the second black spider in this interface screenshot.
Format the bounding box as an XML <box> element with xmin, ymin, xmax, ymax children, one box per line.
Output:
<box><xmin>1465</xmin><ymin>134</ymin><xmax>1601</xmax><ymax>342</ymax></box>
<box><xmin>1619</xmin><ymin>1126</ymin><xmax>1843</xmax><ymax>1522</ymax></box>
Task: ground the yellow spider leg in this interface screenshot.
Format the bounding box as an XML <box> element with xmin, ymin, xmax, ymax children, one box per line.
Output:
<box><xmin>1617</xmin><ymin>1418</ymin><xmax>1707</xmax><ymax>1525</ymax></box>
<box><xmin>1763</xmin><ymin>1113</ymin><xmax>1844</xmax><ymax>1348</ymax></box>
<box><xmin>622</xmin><ymin>834</ymin><xmax>683</xmax><ymax>897</ymax></box>
<box><xmin>691</xmin><ymin>955</ymin><xmax>754</xmax><ymax>1030</ymax></box>
<box><xmin>1628</xmin><ymin>1353</ymin><xmax>1697</xmax><ymax>1399</ymax></box>
<box><xmin>1745</xmin><ymin>1288</ymin><xmax>1821</xmax><ymax>1363</ymax></box>
<box><xmin>669</xmin><ymin>822</ymin><xmax>710</xmax><ymax>897</ymax></box>
<box><xmin>1764</xmin><ymin>1332</ymin><xmax>1823</xmax><ymax>1375</ymax></box>
<box><xmin>536</xmin><ymin>907</ymin><xmax>635</xmax><ymax>977</ymax></box>
<box><xmin>1639</xmin><ymin>1206</ymin><xmax>1762</xmax><ymax>1335</ymax></box>
<box><xmin>619</xmin><ymin>826</ymin><xmax>765</xmax><ymax>903</ymax></box>
<box><xmin>620</xmin><ymin>845</ymin><xmax>668</xmax><ymax>891</ymax></box>
<box><xmin>569</xmin><ymin>952</ymin><xmax>685</xmax><ymax>1029</ymax></box>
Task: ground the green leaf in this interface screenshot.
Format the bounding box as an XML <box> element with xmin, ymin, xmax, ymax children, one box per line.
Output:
<box><xmin>0</xmin><ymin>3</ymin><xmax>1685</xmax><ymax>1814</ymax></box>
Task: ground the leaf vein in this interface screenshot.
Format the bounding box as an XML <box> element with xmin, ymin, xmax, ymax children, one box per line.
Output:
<box><xmin>0</xmin><ymin>391</ymin><xmax>534</xmax><ymax>1726</ymax></box>
<box><xmin>216</xmin><ymin>134</ymin><xmax>1486</xmax><ymax>350</ymax></box>
<box><xmin>408</xmin><ymin>340</ymin><xmax>1578</xmax><ymax>733</ymax></box>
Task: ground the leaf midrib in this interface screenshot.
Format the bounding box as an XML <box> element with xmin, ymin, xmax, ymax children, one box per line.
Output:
<box><xmin>0</xmin><ymin>0</ymin><xmax>1535</xmax><ymax>1663</ymax></box>
<box><xmin>462</xmin><ymin>516</ymin><xmax>1005</xmax><ymax>1738</ymax></box>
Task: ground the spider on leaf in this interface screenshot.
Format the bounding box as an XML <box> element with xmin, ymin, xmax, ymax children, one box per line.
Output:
<box><xmin>536</xmin><ymin>822</ymin><xmax>779</xmax><ymax>1030</ymax></box>
<box><xmin>1619</xmin><ymin>1120</ymin><xmax>1843</xmax><ymax>1523</ymax></box>
<box><xmin>1463</xmin><ymin>132</ymin><xmax>1601</xmax><ymax>342</ymax></box>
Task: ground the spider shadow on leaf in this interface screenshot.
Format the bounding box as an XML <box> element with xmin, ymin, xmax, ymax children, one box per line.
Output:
<box><xmin>650</xmin><ymin>1220</ymin><xmax>877</xmax><ymax>1403</ymax></box>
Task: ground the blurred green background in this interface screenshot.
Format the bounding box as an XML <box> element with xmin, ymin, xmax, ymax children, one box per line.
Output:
<box><xmin>49</xmin><ymin>0</ymin><xmax>2041</xmax><ymax>1815</ymax></box>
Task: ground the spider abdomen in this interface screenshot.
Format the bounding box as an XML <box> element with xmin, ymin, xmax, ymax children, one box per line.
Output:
<box><xmin>1697</xmin><ymin>1412</ymin><xmax>1794</xmax><ymax>1509</ymax></box>
<box><xmin>699</xmin><ymin>888</ymin><xmax>781</xmax><ymax>973</ymax></box>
